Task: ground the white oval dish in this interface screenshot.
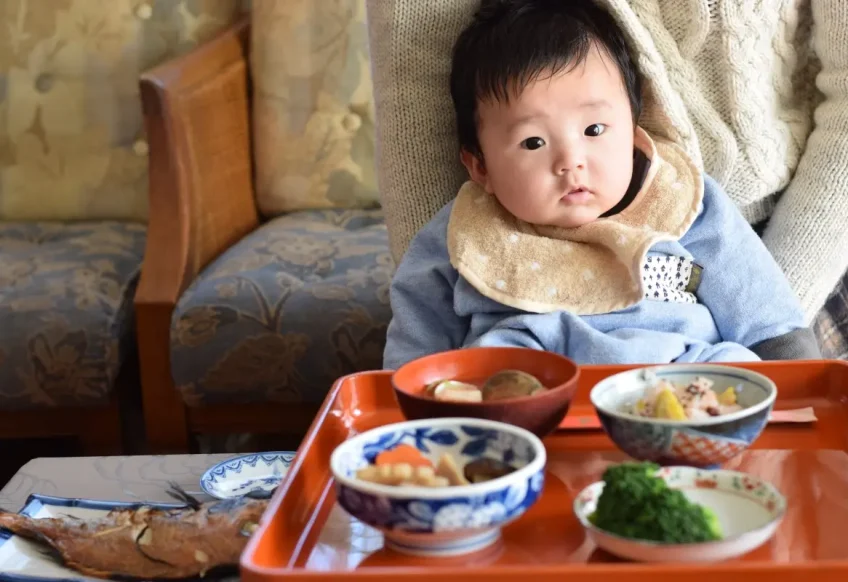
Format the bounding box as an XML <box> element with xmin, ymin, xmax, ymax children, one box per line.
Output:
<box><xmin>200</xmin><ymin>451</ymin><xmax>295</xmax><ymax>499</ymax></box>
<box><xmin>573</xmin><ymin>465</ymin><xmax>786</xmax><ymax>562</ymax></box>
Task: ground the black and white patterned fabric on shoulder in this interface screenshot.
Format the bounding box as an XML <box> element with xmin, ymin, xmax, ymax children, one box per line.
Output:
<box><xmin>642</xmin><ymin>255</ymin><xmax>699</xmax><ymax>304</ymax></box>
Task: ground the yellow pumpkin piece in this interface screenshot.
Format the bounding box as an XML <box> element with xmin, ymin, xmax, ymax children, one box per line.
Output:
<box><xmin>635</xmin><ymin>399</ymin><xmax>649</xmax><ymax>415</ymax></box>
<box><xmin>718</xmin><ymin>387</ymin><xmax>737</xmax><ymax>406</ymax></box>
<box><xmin>654</xmin><ymin>388</ymin><xmax>687</xmax><ymax>420</ymax></box>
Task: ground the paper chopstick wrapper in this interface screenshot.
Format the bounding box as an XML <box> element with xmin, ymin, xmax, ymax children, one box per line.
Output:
<box><xmin>768</xmin><ymin>407</ymin><xmax>817</xmax><ymax>423</ymax></box>
<box><xmin>559</xmin><ymin>407</ymin><xmax>818</xmax><ymax>430</ymax></box>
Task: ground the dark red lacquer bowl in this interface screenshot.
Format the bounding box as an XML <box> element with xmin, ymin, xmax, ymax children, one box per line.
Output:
<box><xmin>391</xmin><ymin>347</ymin><xmax>580</xmax><ymax>437</ymax></box>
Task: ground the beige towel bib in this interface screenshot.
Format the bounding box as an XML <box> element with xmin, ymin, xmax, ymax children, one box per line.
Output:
<box><xmin>446</xmin><ymin>128</ymin><xmax>703</xmax><ymax>315</ymax></box>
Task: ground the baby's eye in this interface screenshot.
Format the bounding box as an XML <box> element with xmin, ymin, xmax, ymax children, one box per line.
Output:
<box><xmin>521</xmin><ymin>137</ymin><xmax>546</xmax><ymax>150</ymax></box>
<box><xmin>584</xmin><ymin>124</ymin><xmax>607</xmax><ymax>137</ymax></box>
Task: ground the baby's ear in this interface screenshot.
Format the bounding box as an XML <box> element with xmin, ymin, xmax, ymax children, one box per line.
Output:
<box><xmin>460</xmin><ymin>149</ymin><xmax>493</xmax><ymax>193</ymax></box>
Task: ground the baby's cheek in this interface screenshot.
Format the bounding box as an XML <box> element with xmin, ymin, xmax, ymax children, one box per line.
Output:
<box><xmin>608</xmin><ymin>155</ymin><xmax>635</xmax><ymax>193</ymax></box>
<box><xmin>519</xmin><ymin>180</ymin><xmax>552</xmax><ymax>213</ymax></box>
<box><xmin>497</xmin><ymin>186</ymin><xmax>544</xmax><ymax>222</ymax></box>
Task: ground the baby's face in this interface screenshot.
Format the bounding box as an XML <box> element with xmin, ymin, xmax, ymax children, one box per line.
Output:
<box><xmin>463</xmin><ymin>46</ymin><xmax>636</xmax><ymax>229</ymax></box>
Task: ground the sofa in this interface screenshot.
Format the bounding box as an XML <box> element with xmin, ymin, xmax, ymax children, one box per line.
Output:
<box><xmin>0</xmin><ymin>1</ymin><xmax>244</xmax><ymax>453</ymax></box>
<box><xmin>136</xmin><ymin>1</ymin><xmax>392</xmax><ymax>452</ymax></box>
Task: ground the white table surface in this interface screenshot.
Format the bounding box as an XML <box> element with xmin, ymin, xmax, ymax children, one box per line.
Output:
<box><xmin>0</xmin><ymin>453</ymin><xmax>235</xmax><ymax>511</ymax></box>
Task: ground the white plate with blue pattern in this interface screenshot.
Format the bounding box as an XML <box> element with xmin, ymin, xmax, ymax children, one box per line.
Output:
<box><xmin>200</xmin><ymin>452</ymin><xmax>295</xmax><ymax>500</ymax></box>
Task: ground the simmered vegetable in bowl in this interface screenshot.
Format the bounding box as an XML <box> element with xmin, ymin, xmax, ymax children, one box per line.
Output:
<box><xmin>391</xmin><ymin>347</ymin><xmax>580</xmax><ymax>437</ymax></box>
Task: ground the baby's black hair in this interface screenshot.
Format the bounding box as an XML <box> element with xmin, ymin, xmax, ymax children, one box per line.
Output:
<box><xmin>450</xmin><ymin>0</ymin><xmax>642</xmax><ymax>157</ymax></box>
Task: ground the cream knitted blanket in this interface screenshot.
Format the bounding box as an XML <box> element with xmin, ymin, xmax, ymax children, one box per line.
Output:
<box><xmin>367</xmin><ymin>0</ymin><xmax>848</xmax><ymax>323</ymax></box>
<box><xmin>447</xmin><ymin>128</ymin><xmax>701</xmax><ymax>315</ymax></box>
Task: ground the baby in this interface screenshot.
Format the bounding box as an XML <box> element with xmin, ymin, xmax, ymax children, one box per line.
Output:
<box><xmin>382</xmin><ymin>0</ymin><xmax>821</xmax><ymax>370</ymax></box>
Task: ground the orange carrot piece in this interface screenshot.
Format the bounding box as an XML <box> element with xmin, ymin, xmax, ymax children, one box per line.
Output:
<box><xmin>374</xmin><ymin>444</ymin><xmax>433</xmax><ymax>468</ymax></box>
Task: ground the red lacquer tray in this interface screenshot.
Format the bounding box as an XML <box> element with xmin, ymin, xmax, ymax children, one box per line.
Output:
<box><xmin>241</xmin><ymin>361</ymin><xmax>848</xmax><ymax>581</ymax></box>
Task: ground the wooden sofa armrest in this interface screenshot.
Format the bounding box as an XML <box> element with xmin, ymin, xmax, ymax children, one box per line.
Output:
<box><xmin>137</xmin><ymin>17</ymin><xmax>259</xmax><ymax>306</ymax></box>
<box><xmin>135</xmin><ymin>18</ymin><xmax>259</xmax><ymax>452</ymax></box>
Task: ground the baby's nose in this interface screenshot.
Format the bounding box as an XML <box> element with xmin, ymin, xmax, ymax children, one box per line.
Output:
<box><xmin>554</xmin><ymin>146</ymin><xmax>586</xmax><ymax>176</ymax></box>
<box><xmin>555</xmin><ymin>151</ymin><xmax>585</xmax><ymax>174</ymax></box>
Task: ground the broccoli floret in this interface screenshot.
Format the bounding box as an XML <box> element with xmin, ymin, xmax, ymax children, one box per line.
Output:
<box><xmin>701</xmin><ymin>506</ymin><xmax>723</xmax><ymax>539</ymax></box>
<box><xmin>588</xmin><ymin>462</ymin><xmax>723</xmax><ymax>543</ymax></box>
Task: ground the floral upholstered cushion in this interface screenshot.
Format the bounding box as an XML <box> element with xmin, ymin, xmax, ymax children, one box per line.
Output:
<box><xmin>0</xmin><ymin>221</ymin><xmax>146</xmax><ymax>410</ymax></box>
<box><xmin>170</xmin><ymin>209</ymin><xmax>392</xmax><ymax>406</ymax></box>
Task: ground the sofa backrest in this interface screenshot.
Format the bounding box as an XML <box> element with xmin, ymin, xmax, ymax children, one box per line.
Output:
<box><xmin>250</xmin><ymin>0</ymin><xmax>379</xmax><ymax>218</ymax></box>
<box><xmin>0</xmin><ymin>0</ymin><xmax>244</xmax><ymax>222</ymax></box>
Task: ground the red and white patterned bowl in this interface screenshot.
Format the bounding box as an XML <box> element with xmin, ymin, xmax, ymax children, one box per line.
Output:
<box><xmin>590</xmin><ymin>364</ymin><xmax>776</xmax><ymax>468</ymax></box>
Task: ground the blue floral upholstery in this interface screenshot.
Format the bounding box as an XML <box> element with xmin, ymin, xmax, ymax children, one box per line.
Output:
<box><xmin>170</xmin><ymin>209</ymin><xmax>392</xmax><ymax>406</ymax></box>
<box><xmin>0</xmin><ymin>222</ymin><xmax>146</xmax><ymax>410</ymax></box>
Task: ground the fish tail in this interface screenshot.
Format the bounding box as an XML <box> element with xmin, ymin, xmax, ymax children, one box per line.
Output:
<box><xmin>0</xmin><ymin>511</ymin><xmax>28</xmax><ymax>531</ymax></box>
<box><xmin>4</xmin><ymin>519</ymin><xmax>65</xmax><ymax>563</ymax></box>
<box><xmin>2</xmin><ymin>515</ymin><xmax>115</xmax><ymax>580</ymax></box>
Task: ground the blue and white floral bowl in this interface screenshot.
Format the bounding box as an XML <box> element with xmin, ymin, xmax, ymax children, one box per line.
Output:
<box><xmin>200</xmin><ymin>452</ymin><xmax>295</xmax><ymax>499</ymax></box>
<box><xmin>329</xmin><ymin>417</ymin><xmax>546</xmax><ymax>557</ymax></box>
<box><xmin>591</xmin><ymin>365</ymin><xmax>776</xmax><ymax>468</ymax></box>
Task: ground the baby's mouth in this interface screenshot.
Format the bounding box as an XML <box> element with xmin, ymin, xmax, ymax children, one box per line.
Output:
<box><xmin>559</xmin><ymin>185</ymin><xmax>592</xmax><ymax>204</ymax></box>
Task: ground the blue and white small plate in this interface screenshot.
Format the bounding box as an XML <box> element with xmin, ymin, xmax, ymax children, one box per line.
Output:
<box><xmin>200</xmin><ymin>451</ymin><xmax>295</xmax><ymax>500</ymax></box>
<box><xmin>0</xmin><ymin>495</ymin><xmax>184</xmax><ymax>582</ymax></box>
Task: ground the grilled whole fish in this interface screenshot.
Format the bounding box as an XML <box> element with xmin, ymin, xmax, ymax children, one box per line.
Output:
<box><xmin>0</xmin><ymin>486</ymin><xmax>268</xmax><ymax>580</ymax></box>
